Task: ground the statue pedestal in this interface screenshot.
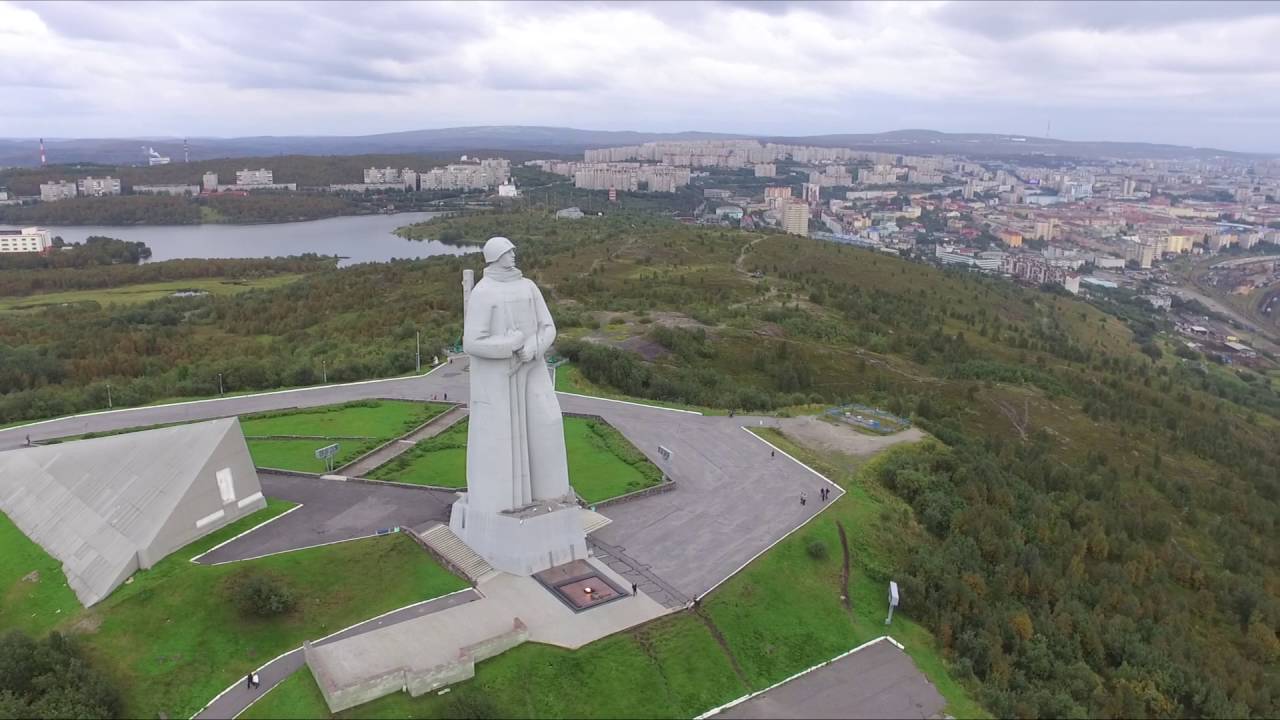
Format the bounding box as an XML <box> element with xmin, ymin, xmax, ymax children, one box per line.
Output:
<box><xmin>449</xmin><ymin>493</ymin><xmax>588</xmax><ymax>576</ymax></box>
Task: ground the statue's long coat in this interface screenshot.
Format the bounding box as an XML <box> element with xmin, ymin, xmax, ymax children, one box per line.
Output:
<box><xmin>462</xmin><ymin>273</ymin><xmax>571</xmax><ymax>513</ymax></box>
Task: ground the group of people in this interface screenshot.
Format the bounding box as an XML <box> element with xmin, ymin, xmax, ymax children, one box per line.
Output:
<box><xmin>799</xmin><ymin>485</ymin><xmax>833</xmax><ymax>506</ymax></box>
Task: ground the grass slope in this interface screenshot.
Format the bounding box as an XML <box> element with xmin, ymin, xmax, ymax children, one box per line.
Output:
<box><xmin>244</xmin><ymin>432</ymin><xmax>984</xmax><ymax>719</ymax></box>
<box><xmin>368</xmin><ymin>417</ymin><xmax>662</xmax><ymax>503</ymax></box>
<box><xmin>0</xmin><ymin>498</ymin><xmax>469</xmax><ymax>719</ymax></box>
<box><xmin>0</xmin><ymin>511</ymin><xmax>82</xmax><ymax>636</ymax></box>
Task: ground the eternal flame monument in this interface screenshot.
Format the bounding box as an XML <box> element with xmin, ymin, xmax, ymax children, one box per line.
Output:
<box><xmin>449</xmin><ymin>236</ymin><xmax>588</xmax><ymax>575</ymax></box>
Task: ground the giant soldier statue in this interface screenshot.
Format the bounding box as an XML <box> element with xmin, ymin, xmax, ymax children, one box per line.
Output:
<box><xmin>449</xmin><ymin>237</ymin><xmax>587</xmax><ymax>575</ymax></box>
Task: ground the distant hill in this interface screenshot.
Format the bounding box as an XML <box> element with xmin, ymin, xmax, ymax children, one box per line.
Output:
<box><xmin>0</xmin><ymin>126</ymin><xmax>1269</xmax><ymax>168</ymax></box>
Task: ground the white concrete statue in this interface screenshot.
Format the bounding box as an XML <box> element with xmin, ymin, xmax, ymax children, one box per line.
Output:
<box><xmin>449</xmin><ymin>237</ymin><xmax>586</xmax><ymax>575</ymax></box>
<box><xmin>463</xmin><ymin>236</ymin><xmax>572</xmax><ymax>512</ymax></box>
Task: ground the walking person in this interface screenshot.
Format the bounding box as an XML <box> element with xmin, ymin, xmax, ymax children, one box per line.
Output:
<box><xmin>631</xmin><ymin>582</ymin><xmax>638</xmax><ymax>596</ymax></box>
<box><xmin>251</xmin><ymin>672</ymin><xmax>261</xmax><ymax>689</ymax></box>
<box><xmin>800</xmin><ymin>490</ymin><xmax>807</xmax><ymax>506</ymax></box>
<box><xmin>245</xmin><ymin>672</ymin><xmax>253</xmax><ymax>690</ymax></box>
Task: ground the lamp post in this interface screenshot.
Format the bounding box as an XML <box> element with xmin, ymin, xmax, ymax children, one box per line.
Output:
<box><xmin>322</xmin><ymin>359</ymin><xmax>327</xmax><ymax>384</ymax></box>
<box><xmin>106</xmin><ymin>383</ymin><xmax>112</xmax><ymax>409</ymax></box>
<box><xmin>217</xmin><ymin>372</ymin><xmax>224</xmax><ymax>396</ymax></box>
<box><xmin>416</xmin><ymin>330</ymin><xmax>421</xmax><ymax>373</ymax></box>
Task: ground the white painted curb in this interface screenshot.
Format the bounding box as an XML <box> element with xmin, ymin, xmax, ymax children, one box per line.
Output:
<box><xmin>556</xmin><ymin>390</ymin><xmax>703</xmax><ymax>415</ymax></box>
<box><xmin>202</xmin><ymin>531</ymin><xmax>385</xmax><ymax>566</ymax></box>
<box><xmin>191</xmin><ymin>647</ymin><xmax>302</xmax><ymax>720</ymax></box>
<box><xmin>189</xmin><ymin>504</ymin><xmax>304</xmax><ymax>564</ymax></box>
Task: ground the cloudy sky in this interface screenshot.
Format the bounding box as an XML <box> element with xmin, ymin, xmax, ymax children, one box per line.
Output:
<box><xmin>3</xmin><ymin>0</ymin><xmax>1279</xmax><ymax>152</ymax></box>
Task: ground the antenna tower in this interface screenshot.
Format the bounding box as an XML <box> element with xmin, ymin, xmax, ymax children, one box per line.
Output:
<box><xmin>39</xmin><ymin>138</ymin><xmax>46</xmax><ymax>166</ymax></box>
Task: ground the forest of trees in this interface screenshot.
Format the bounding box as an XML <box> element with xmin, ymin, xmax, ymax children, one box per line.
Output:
<box><xmin>0</xmin><ymin>236</ymin><xmax>150</xmax><ymax>271</ymax></box>
<box><xmin>0</xmin><ymin>256</ymin><xmax>332</xmax><ymax>297</ymax></box>
<box><xmin>1</xmin><ymin>210</ymin><xmax>1277</xmax><ymax>717</ymax></box>
<box><xmin>0</xmin><ymin>196</ymin><xmax>201</xmax><ymax>225</ymax></box>
<box><xmin>0</xmin><ymin>631</ymin><xmax>120</xmax><ymax>719</ymax></box>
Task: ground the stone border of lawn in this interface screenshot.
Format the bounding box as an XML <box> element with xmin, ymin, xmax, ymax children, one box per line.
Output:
<box><xmin>344</xmin><ymin>476</ymin><xmax>460</xmax><ymax>493</ymax></box>
<box><xmin>246</xmin><ymin>434</ymin><xmax>376</xmax><ymax>441</ymax></box>
<box><xmin>333</xmin><ymin>401</ymin><xmax>464</xmax><ymax>475</ymax></box>
<box><xmin>254</xmin><ymin>466</ymin><xmax>454</xmax><ymax>494</ymax></box>
<box><xmin>402</xmin><ymin>526</ymin><xmax>475</xmax><ymax>586</ymax></box>
<box><xmin>589</xmin><ymin>477</ymin><xmax>676</xmax><ymax>509</ymax></box>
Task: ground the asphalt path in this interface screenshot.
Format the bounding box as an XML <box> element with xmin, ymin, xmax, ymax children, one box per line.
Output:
<box><xmin>194</xmin><ymin>473</ymin><xmax>455</xmax><ymax>564</ymax></box>
<box><xmin>718</xmin><ymin>639</ymin><xmax>946</xmax><ymax>719</ymax></box>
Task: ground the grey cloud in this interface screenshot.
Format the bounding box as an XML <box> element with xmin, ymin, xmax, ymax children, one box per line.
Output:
<box><xmin>936</xmin><ymin>0</ymin><xmax>1280</xmax><ymax>38</ymax></box>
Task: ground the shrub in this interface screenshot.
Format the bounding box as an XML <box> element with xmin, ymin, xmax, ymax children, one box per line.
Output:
<box><xmin>806</xmin><ymin>539</ymin><xmax>828</xmax><ymax>560</ymax></box>
<box><xmin>229</xmin><ymin>571</ymin><xmax>296</xmax><ymax>617</ymax></box>
<box><xmin>0</xmin><ymin>630</ymin><xmax>121</xmax><ymax>719</ymax></box>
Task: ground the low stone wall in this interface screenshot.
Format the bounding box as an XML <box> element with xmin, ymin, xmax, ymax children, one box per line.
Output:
<box><xmin>591</xmin><ymin>477</ymin><xmax>677</xmax><ymax>509</ymax></box>
<box><xmin>245</xmin><ymin>434</ymin><xmax>374</xmax><ymax>440</ymax></box>
<box><xmin>308</xmin><ymin>618</ymin><xmax>529</xmax><ymax>714</ymax></box>
<box><xmin>344</xmin><ymin>476</ymin><xmax>459</xmax><ymax>493</ymax></box>
<box><xmin>405</xmin><ymin>618</ymin><xmax>529</xmax><ymax>698</ymax></box>
<box><xmin>403</xmin><ymin>528</ymin><xmax>473</xmax><ymax>586</ymax></box>
<box><xmin>255</xmin><ymin>466</ymin><xmax>322</xmax><ymax>478</ymax></box>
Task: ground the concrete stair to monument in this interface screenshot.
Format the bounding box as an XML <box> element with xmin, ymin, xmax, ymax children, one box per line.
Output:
<box><xmin>418</xmin><ymin>523</ymin><xmax>497</xmax><ymax>583</ymax></box>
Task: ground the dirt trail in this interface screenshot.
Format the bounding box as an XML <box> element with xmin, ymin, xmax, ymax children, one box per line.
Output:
<box><xmin>695</xmin><ymin>607</ymin><xmax>750</xmax><ymax>687</ymax></box>
<box><xmin>776</xmin><ymin>415</ymin><xmax>926</xmax><ymax>457</ymax></box>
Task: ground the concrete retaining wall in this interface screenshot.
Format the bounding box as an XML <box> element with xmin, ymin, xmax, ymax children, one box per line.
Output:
<box><xmin>405</xmin><ymin>618</ymin><xmax>529</xmax><ymax>698</ymax></box>
<box><xmin>308</xmin><ymin>618</ymin><xmax>530</xmax><ymax>713</ymax></box>
<box><xmin>306</xmin><ymin>642</ymin><xmax>408</xmax><ymax>715</ymax></box>
<box><xmin>592</xmin><ymin>477</ymin><xmax>676</xmax><ymax>508</ymax></box>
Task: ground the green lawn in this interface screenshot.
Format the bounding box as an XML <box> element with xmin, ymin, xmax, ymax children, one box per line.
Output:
<box><xmin>0</xmin><ymin>511</ymin><xmax>82</xmax><ymax>636</ymax></box>
<box><xmin>244</xmin><ymin>400</ymin><xmax>447</xmax><ymax>471</ymax></box>
<box><xmin>58</xmin><ymin>400</ymin><xmax>449</xmax><ymax>472</ymax></box>
<box><xmin>247</xmin><ymin>439</ymin><xmax>360</xmax><ymax>473</ymax></box>
<box><xmin>74</xmin><ymin>501</ymin><xmax>467</xmax><ymax>719</ymax></box>
<box><xmin>239</xmin><ymin>400</ymin><xmax>446</xmax><ymax>439</ymax></box>
<box><xmin>1</xmin><ymin>499</ymin><xmax>469</xmax><ymax>719</ymax></box>
<box><xmin>0</xmin><ymin>275</ymin><xmax>304</xmax><ymax>312</ymax></box>
<box><xmin>248</xmin><ymin>429</ymin><xmax>984</xmax><ymax>719</ymax></box>
<box><xmin>367</xmin><ymin>417</ymin><xmax>663</xmax><ymax>503</ymax></box>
